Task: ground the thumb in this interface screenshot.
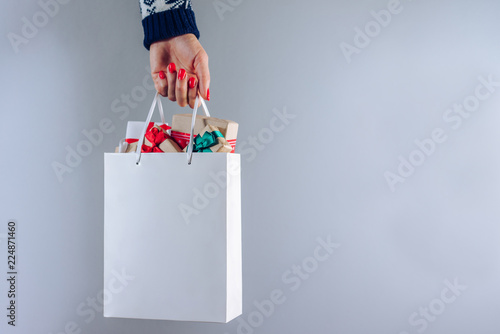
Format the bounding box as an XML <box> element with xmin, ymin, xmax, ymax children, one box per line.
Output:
<box><xmin>193</xmin><ymin>50</ymin><xmax>210</xmax><ymax>101</ymax></box>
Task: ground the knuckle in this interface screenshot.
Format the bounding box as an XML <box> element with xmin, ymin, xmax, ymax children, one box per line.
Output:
<box><xmin>158</xmin><ymin>89</ymin><xmax>167</xmax><ymax>97</ymax></box>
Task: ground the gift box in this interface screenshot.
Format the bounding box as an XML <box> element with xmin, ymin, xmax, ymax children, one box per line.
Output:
<box><xmin>142</xmin><ymin>123</ymin><xmax>181</xmax><ymax>153</ymax></box>
<box><xmin>182</xmin><ymin>124</ymin><xmax>232</xmax><ymax>153</ymax></box>
<box><xmin>117</xmin><ymin>121</ymin><xmax>180</xmax><ymax>153</ymax></box>
<box><xmin>114</xmin><ymin>139</ymin><xmax>137</xmax><ymax>153</ymax></box>
<box><xmin>125</xmin><ymin>140</ymin><xmax>138</xmax><ymax>153</ymax></box>
<box><xmin>171</xmin><ymin>114</ymin><xmax>238</xmax><ymax>153</ymax></box>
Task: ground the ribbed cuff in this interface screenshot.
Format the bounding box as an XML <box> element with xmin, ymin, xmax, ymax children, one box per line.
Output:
<box><xmin>142</xmin><ymin>7</ymin><xmax>200</xmax><ymax>50</ymax></box>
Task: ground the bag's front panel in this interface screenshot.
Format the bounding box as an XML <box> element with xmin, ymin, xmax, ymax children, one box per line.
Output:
<box><xmin>104</xmin><ymin>153</ymin><xmax>232</xmax><ymax>322</ymax></box>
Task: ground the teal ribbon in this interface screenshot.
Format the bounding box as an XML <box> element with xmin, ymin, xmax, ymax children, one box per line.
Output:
<box><xmin>193</xmin><ymin>130</ymin><xmax>224</xmax><ymax>152</ymax></box>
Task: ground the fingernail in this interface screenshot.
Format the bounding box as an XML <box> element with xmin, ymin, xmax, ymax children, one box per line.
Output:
<box><xmin>158</xmin><ymin>71</ymin><xmax>166</xmax><ymax>79</ymax></box>
<box><xmin>188</xmin><ymin>77</ymin><xmax>196</xmax><ymax>89</ymax></box>
<box><xmin>207</xmin><ymin>88</ymin><xmax>210</xmax><ymax>101</ymax></box>
<box><xmin>168</xmin><ymin>63</ymin><xmax>176</xmax><ymax>73</ymax></box>
<box><xmin>178</xmin><ymin>69</ymin><xmax>186</xmax><ymax>81</ymax></box>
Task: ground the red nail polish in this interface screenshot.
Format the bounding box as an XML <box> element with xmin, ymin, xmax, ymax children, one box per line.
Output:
<box><xmin>168</xmin><ymin>63</ymin><xmax>176</xmax><ymax>73</ymax></box>
<box><xmin>207</xmin><ymin>88</ymin><xmax>210</xmax><ymax>101</ymax></box>
<box><xmin>178</xmin><ymin>69</ymin><xmax>186</xmax><ymax>80</ymax></box>
<box><xmin>158</xmin><ymin>71</ymin><xmax>165</xmax><ymax>79</ymax></box>
<box><xmin>188</xmin><ymin>77</ymin><xmax>196</xmax><ymax>89</ymax></box>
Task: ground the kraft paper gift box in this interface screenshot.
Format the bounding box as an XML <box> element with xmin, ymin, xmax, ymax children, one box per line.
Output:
<box><xmin>142</xmin><ymin>123</ymin><xmax>181</xmax><ymax>153</ymax></box>
<box><xmin>171</xmin><ymin>114</ymin><xmax>238</xmax><ymax>153</ymax></box>
<box><xmin>125</xmin><ymin>141</ymin><xmax>138</xmax><ymax>153</ymax></box>
<box><xmin>114</xmin><ymin>139</ymin><xmax>134</xmax><ymax>153</ymax></box>
<box><xmin>114</xmin><ymin>140</ymin><xmax>138</xmax><ymax>153</ymax></box>
<box><xmin>119</xmin><ymin>122</ymin><xmax>181</xmax><ymax>153</ymax></box>
<box><xmin>182</xmin><ymin>124</ymin><xmax>232</xmax><ymax>153</ymax></box>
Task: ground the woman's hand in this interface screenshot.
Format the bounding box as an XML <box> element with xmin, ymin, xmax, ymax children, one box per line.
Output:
<box><xmin>150</xmin><ymin>34</ymin><xmax>210</xmax><ymax>108</ymax></box>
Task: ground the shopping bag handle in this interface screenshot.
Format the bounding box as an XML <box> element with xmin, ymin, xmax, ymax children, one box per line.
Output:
<box><xmin>186</xmin><ymin>95</ymin><xmax>211</xmax><ymax>165</ymax></box>
<box><xmin>135</xmin><ymin>92</ymin><xmax>210</xmax><ymax>165</ymax></box>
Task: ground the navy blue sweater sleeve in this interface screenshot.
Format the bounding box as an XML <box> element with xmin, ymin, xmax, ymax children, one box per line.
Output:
<box><xmin>139</xmin><ymin>0</ymin><xmax>200</xmax><ymax>50</ymax></box>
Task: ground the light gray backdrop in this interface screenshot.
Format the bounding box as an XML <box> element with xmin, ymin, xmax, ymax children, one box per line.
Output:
<box><xmin>1</xmin><ymin>0</ymin><xmax>500</xmax><ymax>333</ymax></box>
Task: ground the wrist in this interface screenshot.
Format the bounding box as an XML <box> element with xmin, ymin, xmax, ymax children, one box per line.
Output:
<box><xmin>142</xmin><ymin>7</ymin><xmax>200</xmax><ymax>50</ymax></box>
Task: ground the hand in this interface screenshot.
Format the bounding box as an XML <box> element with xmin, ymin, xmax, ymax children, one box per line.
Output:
<box><xmin>150</xmin><ymin>34</ymin><xmax>210</xmax><ymax>108</ymax></box>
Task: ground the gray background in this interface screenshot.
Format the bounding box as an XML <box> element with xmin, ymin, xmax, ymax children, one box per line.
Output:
<box><xmin>1</xmin><ymin>0</ymin><xmax>500</xmax><ymax>333</ymax></box>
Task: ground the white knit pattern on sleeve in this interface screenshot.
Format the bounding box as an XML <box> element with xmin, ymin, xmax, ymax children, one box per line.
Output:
<box><xmin>140</xmin><ymin>0</ymin><xmax>192</xmax><ymax>19</ymax></box>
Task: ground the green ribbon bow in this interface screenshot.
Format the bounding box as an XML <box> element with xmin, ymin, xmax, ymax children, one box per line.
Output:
<box><xmin>193</xmin><ymin>130</ymin><xmax>224</xmax><ymax>152</ymax></box>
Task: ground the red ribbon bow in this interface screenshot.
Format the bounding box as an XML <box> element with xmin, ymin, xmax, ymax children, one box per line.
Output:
<box><xmin>141</xmin><ymin>122</ymin><xmax>172</xmax><ymax>153</ymax></box>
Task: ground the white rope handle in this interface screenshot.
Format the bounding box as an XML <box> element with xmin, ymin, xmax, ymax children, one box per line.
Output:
<box><xmin>136</xmin><ymin>93</ymin><xmax>211</xmax><ymax>165</ymax></box>
<box><xmin>200</xmin><ymin>98</ymin><xmax>210</xmax><ymax>118</ymax></box>
<box><xmin>186</xmin><ymin>95</ymin><xmax>210</xmax><ymax>164</ymax></box>
<box><xmin>135</xmin><ymin>92</ymin><xmax>164</xmax><ymax>164</ymax></box>
<box><xmin>158</xmin><ymin>94</ymin><xmax>166</xmax><ymax>124</ymax></box>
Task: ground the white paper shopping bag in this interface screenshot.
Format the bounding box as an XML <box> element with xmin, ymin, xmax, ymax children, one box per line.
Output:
<box><xmin>104</xmin><ymin>94</ymin><xmax>242</xmax><ymax>323</ymax></box>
